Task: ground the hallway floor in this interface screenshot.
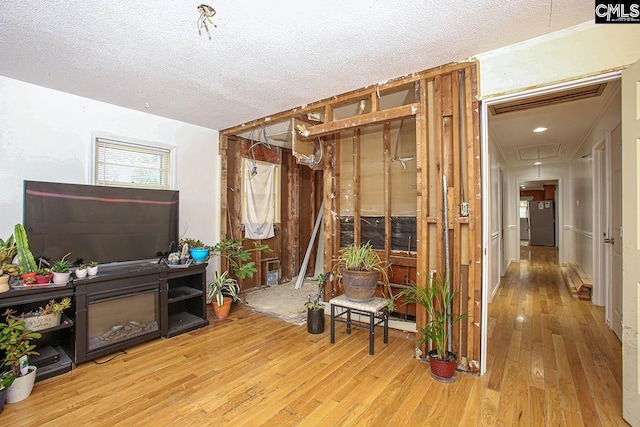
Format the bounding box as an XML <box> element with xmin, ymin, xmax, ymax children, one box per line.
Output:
<box><xmin>486</xmin><ymin>245</ymin><xmax>626</xmax><ymax>425</ymax></box>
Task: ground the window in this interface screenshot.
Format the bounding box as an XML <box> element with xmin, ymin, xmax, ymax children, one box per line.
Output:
<box><xmin>94</xmin><ymin>137</ymin><xmax>172</xmax><ymax>189</ymax></box>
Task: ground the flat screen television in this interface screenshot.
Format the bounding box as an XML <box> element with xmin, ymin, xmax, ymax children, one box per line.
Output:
<box><xmin>23</xmin><ymin>180</ymin><xmax>179</xmax><ymax>265</ymax></box>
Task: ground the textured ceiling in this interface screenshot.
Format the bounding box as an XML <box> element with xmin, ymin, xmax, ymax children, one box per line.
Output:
<box><xmin>0</xmin><ymin>1</ymin><xmax>594</xmax><ymax>131</ymax></box>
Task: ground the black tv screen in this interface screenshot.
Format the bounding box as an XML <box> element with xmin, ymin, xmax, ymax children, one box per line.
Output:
<box><xmin>23</xmin><ymin>181</ymin><xmax>179</xmax><ymax>265</ymax></box>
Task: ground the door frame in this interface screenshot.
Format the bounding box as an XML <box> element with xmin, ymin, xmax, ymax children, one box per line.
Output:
<box><xmin>480</xmin><ymin>70</ymin><xmax>622</xmax><ymax>376</ymax></box>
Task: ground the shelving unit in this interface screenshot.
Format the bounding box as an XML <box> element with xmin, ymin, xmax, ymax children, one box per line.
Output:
<box><xmin>0</xmin><ymin>284</ymin><xmax>76</xmax><ymax>382</ymax></box>
<box><xmin>161</xmin><ymin>263</ymin><xmax>209</xmax><ymax>338</ymax></box>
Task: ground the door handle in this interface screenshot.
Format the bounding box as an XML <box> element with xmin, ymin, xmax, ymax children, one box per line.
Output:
<box><xmin>604</xmin><ymin>237</ymin><xmax>615</xmax><ymax>244</ymax></box>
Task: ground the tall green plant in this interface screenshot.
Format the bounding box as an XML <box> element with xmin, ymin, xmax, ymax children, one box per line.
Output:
<box><xmin>211</xmin><ymin>237</ymin><xmax>272</xmax><ymax>279</ymax></box>
<box><xmin>14</xmin><ymin>224</ymin><xmax>37</xmax><ymax>274</ymax></box>
<box><xmin>397</xmin><ymin>274</ymin><xmax>468</xmax><ymax>361</ymax></box>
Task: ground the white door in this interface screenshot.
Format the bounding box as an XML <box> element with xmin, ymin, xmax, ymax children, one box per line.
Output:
<box><xmin>611</xmin><ymin>124</ymin><xmax>622</xmax><ymax>340</ymax></box>
<box><xmin>622</xmin><ymin>58</ymin><xmax>640</xmax><ymax>426</ymax></box>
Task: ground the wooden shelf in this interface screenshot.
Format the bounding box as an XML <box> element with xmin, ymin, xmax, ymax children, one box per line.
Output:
<box><xmin>168</xmin><ymin>286</ymin><xmax>202</xmax><ymax>303</ymax></box>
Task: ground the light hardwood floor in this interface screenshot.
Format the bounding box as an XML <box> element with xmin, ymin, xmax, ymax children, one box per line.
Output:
<box><xmin>0</xmin><ymin>246</ymin><xmax>628</xmax><ymax>426</ymax></box>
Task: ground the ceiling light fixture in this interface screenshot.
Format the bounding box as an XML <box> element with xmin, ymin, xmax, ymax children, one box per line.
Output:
<box><xmin>533</xmin><ymin>127</ymin><xmax>547</xmax><ymax>133</ymax></box>
<box><xmin>197</xmin><ymin>4</ymin><xmax>217</xmax><ymax>40</ymax></box>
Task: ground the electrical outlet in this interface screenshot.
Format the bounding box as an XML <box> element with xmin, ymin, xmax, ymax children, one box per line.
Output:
<box><xmin>460</xmin><ymin>202</ymin><xmax>469</xmax><ymax>217</ymax></box>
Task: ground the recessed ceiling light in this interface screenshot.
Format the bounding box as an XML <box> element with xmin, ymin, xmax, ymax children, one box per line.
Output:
<box><xmin>533</xmin><ymin>127</ymin><xmax>547</xmax><ymax>133</ymax></box>
<box><xmin>533</xmin><ymin>161</ymin><xmax>542</xmax><ymax>165</ymax></box>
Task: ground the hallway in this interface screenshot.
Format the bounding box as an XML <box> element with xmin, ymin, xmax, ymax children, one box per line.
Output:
<box><xmin>486</xmin><ymin>245</ymin><xmax>626</xmax><ymax>425</ymax></box>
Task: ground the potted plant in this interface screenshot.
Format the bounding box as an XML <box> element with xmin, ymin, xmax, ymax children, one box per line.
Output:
<box><xmin>0</xmin><ymin>315</ymin><xmax>42</xmax><ymax>403</ymax></box>
<box><xmin>51</xmin><ymin>253</ymin><xmax>72</xmax><ymax>284</ymax></box>
<box><xmin>0</xmin><ymin>367</ymin><xmax>16</xmax><ymax>413</ymax></box>
<box><xmin>14</xmin><ymin>224</ymin><xmax>37</xmax><ymax>285</ymax></box>
<box><xmin>0</xmin><ymin>235</ymin><xmax>17</xmax><ymax>292</ymax></box>
<box><xmin>207</xmin><ymin>271</ymin><xmax>240</xmax><ymax>319</ymax></box>
<box><xmin>206</xmin><ymin>237</ymin><xmax>272</xmax><ymax>318</ymax></box>
<box><xmin>87</xmin><ymin>261</ymin><xmax>99</xmax><ymax>276</ymax></box>
<box><xmin>35</xmin><ymin>267</ymin><xmax>52</xmax><ymax>284</ymax></box>
<box><xmin>305</xmin><ymin>293</ymin><xmax>325</xmax><ymax>334</ymax></box>
<box><xmin>8</xmin><ymin>298</ymin><xmax>72</xmax><ymax>332</ymax></box>
<box><xmin>181</xmin><ymin>238</ymin><xmax>210</xmax><ymax>264</ymax></box>
<box><xmin>75</xmin><ymin>264</ymin><xmax>88</xmax><ymax>279</ymax></box>
<box><xmin>396</xmin><ymin>273</ymin><xmax>468</xmax><ymax>381</ymax></box>
<box><xmin>34</xmin><ymin>258</ymin><xmax>52</xmax><ymax>284</ymax></box>
<box><xmin>333</xmin><ymin>241</ymin><xmax>389</xmax><ymax>302</ymax></box>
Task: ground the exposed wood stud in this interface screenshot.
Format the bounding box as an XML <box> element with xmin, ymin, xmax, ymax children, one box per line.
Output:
<box><xmin>353</xmin><ymin>129</ymin><xmax>361</xmax><ymax>246</ymax></box>
<box><xmin>383</xmin><ymin>122</ymin><xmax>391</xmax><ymax>264</ymax></box>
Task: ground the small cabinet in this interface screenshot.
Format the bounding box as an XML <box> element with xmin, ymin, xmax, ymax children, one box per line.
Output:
<box><xmin>161</xmin><ymin>263</ymin><xmax>209</xmax><ymax>338</ymax></box>
<box><xmin>0</xmin><ymin>284</ymin><xmax>75</xmax><ymax>382</ymax></box>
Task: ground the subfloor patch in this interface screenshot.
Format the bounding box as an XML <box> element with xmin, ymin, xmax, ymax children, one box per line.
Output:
<box><xmin>243</xmin><ymin>277</ymin><xmax>320</xmax><ymax>325</ymax></box>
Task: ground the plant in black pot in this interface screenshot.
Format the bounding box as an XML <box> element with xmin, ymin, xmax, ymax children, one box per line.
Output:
<box><xmin>396</xmin><ymin>273</ymin><xmax>468</xmax><ymax>382</ymax></box>
<box><xmin>0</xmin><ymin>315</ymin><xmax>41</xmax><ymax>403</ymax></box>
<box><xmin>305</xmin><ymin>294</ymin><xmax>325</xmax><ymax>334</ymax></box>
<box><xmin>334</xmin><ymin>241</ymin><xmax>389</xmax><ymax>302</ymax></box>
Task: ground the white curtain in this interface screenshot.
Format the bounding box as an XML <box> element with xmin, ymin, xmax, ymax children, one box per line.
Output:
<box><xmin>243</xmin><ymin>159</ymin><xmax>275</xmax><ymax>239</ymax></box>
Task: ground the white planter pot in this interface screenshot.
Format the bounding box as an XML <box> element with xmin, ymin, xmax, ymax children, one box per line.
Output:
<box><xmin>6</xmin><ymin>366</ymin><xmax>37</xmax><ymax>403</ymax></box>
<box><xmin>0</xmin><ymin>275</ymin><xmax>9</xmax><ymax>293</ymax></box>
<box><xmin>52</xmin><ymin>272</ymin><xmax>71</xmax><ymax>284</ymax></box>
<box><xmin>21</xmin><ymin>312</ymin><xmax>61</xmax><ymax>331</ymax></box>
<box><xmin>87</xmin><ymin>266</ymin><xmax>98</xmax><ymax>276</ymax></box>
<box><xmin>75</xmin><ymin>268</ymin><xmax>87</xmax><ymax>279</ymax></box>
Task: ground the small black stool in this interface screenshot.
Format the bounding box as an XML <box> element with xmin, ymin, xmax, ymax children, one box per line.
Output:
<box><xmin>329</xmin><ymin>294</ymin><xmax>389</xmax><ymax>355</ymax></box>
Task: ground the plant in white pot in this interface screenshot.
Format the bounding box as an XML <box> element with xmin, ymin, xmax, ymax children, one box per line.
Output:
<box><xmin>74</xmin><ymin>264</ymin><xmax>87</xmax><ymax>279</ymax></box>
<box><xmin>334</xmin><ymin>241</ymin><xmax>389</xmax><ymax>302</ymax></box>
<box><xmin>0</xmin><ymin>316</ymin><xmax>41</xmax><ymax>403</ymax></box>
<box><xmin>396</xmin><ymin>273</ymin><xmax>469</xmax><ymax>381</ymax></box>
<box><xmin>51</xmin><ymin>253</ymin><xmax>72</xmax><ymax>285</ymax></box>
<box><xmin>87</xmin><ymin>261</ymin><xmax>99</xmax><ymax>276</ymax></box>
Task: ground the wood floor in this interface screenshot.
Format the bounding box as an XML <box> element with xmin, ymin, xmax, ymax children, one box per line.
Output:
<box><xmin>1</xmin><ymin>246</ymin><xmax>627</xmax><ymax>426</ymax></box>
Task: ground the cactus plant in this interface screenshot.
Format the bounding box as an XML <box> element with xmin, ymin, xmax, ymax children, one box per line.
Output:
<box><xmin>13</xmin><ymin>224</ymin><xmax>37</xmax><ymax>274</ymax></box>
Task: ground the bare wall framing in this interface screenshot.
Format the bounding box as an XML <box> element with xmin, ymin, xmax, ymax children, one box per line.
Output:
<box><xmin>221</xmin><ymin>61</ymin><xmax>482</xmax><ymax>368</ymax></box>
<box><xmin>219</xmin><ymin>135</ymin><xmax>323</xmax><ymax>290</ymax></box>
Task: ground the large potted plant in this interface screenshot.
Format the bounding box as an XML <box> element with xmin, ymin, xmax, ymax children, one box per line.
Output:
<box><xmin>334</xmin><ymin>241</ymin><xmax>389</xmax><ymax>302</ymax></box>
<box><xmin>207</xmin><ymin>237</ymin><xmax>272</xmax><ymax>318</ymax></box>
<box><xmin>397</xmin><ymin>273</ymin><xmax>468</xmax><ymax>381</ymax></box>
<box><xmin>0</xmin><ymin>315</ymin><xmax>42</xmax><ymax>403</ymax></box>
<box><xmin>207</xmin><ymin>271</ymin><xmax>240</xmax><ymax>319</ymax></box>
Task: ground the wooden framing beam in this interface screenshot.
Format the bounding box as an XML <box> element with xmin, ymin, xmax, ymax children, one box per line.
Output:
<box><xmin>353</xmin><ymin>129</ymin><xmax>361</xmax><ymax>246</ymax></box>
<box><xmin>301</xmin><ymin>103</ymin><xmax>418</xmax><ymax>139</ymax></box>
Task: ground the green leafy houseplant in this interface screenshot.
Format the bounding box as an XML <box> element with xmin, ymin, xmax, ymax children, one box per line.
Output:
<box><xmin>0</xmin><ymin>316</ymin><xmax>41</xmax><ymax>376</ymax></box>
<box><xmin>396</xmin><ymin>274</ymin><xmax>468</xmax><ymax>362</ymax></box>
<box><xmin>211</xmin><ymin>237</ymin><xmax>273</xmax><ymax>280</ymax></box>
<box><xmin>333</xmin><ymin>241</ymin><xmax>390</xmax><ymax>302</ymax></box>
<box><xmin>207</xmin><ymin>271</ymin><xmax>241</xmax><ymax>306</ymax></box>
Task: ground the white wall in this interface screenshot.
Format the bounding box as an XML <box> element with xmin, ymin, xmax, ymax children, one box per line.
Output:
<box><xmin>478</xmin><ymin>22</ymin><xmax>640</xmax><ymax>292</ymax></box>
<box><xmin>0</xmin><ymin>76</ymin><xmax>220</xmax><ymax>275</ymax></box>
<box><xmin>477</xmin><ymin>22</ymin><xmax>640</xmax><ymax>99</ymax></box>
<box><xmin>488</xmin><ymin>134</ymin><xmax>506</xmax><ymax>300</ymax></box>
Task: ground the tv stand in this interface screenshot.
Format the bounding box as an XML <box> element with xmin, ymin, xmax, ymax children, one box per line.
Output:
<box><xmin>0</xmin><ymin>262</ymin><xmax>210</xmax><ymax>377</ymax></box>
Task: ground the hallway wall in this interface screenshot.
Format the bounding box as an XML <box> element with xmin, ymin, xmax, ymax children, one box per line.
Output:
<box><xmin>568</xmin><ymin>81</ymin><xmax>621</xmax><ymax>304</ymax></box>
<box><xmin>488</xmin><ymin>133</ymin><xmax>507</xmax><ymax>300</ymax></box>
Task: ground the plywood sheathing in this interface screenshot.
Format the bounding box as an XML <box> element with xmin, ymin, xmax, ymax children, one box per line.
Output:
<box><xmin>221</xmin><ymin>61</ymin><xmax>482</xmax><ymax>367</ymax></box>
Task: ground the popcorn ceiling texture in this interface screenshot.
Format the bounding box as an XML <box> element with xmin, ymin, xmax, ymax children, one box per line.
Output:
<box><xmin>0</xmin><ymin>1</ymin><xmax>593</xmax><ymax>131</ymax></box>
